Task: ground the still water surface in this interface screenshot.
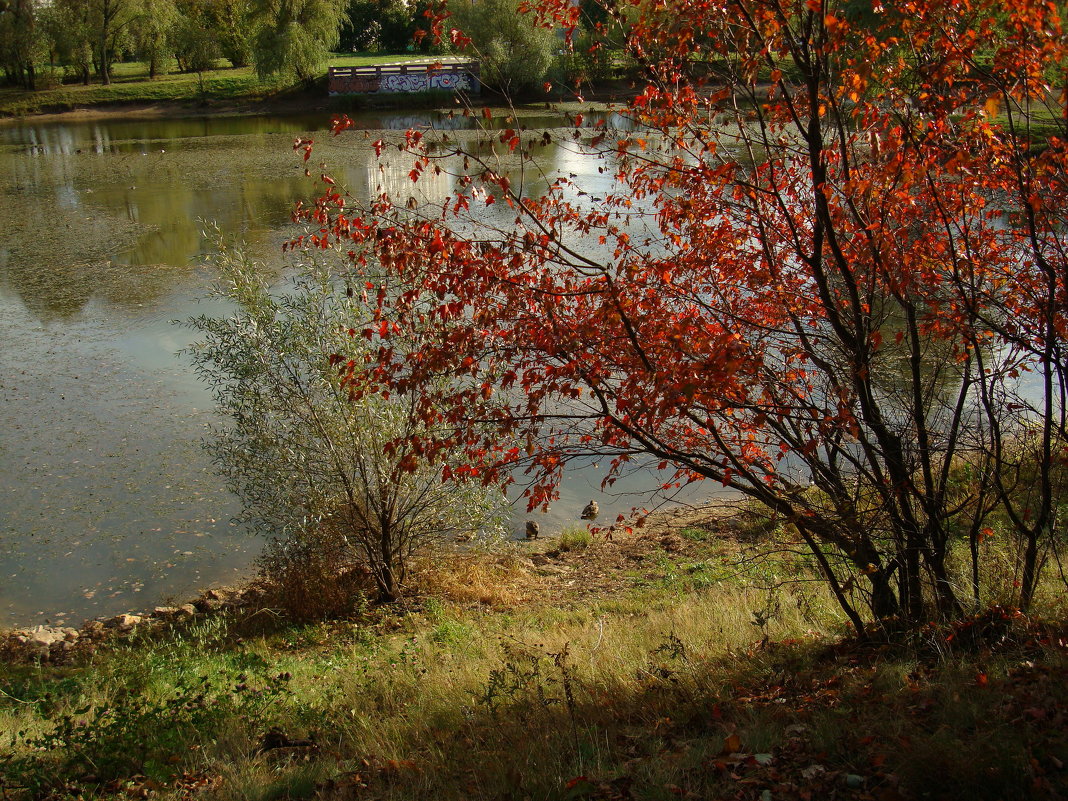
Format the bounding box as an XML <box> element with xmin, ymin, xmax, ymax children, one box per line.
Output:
<box><xmin>0</xmin><ymin>109</ymin><xmax>702</xmax><ymax>627</ymax></box>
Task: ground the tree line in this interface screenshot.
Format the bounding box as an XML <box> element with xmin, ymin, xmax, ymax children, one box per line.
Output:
<box><xmin>0</xmin><ymin>0</ymin><xmax>366</xmax><ymax>88</ymax></box>
<box><xmin>0</xmin><ymin>0</ymin><xmax>613</xmax><ymax>93</ymax></box>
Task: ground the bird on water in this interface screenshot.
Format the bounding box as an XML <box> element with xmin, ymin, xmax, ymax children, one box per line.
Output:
<box><xmin>581</xmin><ymin>500</ymin><xmax>599</xmax><ymax>521</ymax></box>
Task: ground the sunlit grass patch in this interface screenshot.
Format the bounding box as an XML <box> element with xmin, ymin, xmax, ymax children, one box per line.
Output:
<box><xmin>410</xmin><ymin>550</ymin><xmax>545</xmax><ymax>608</ymax></box>
<box><xmin>679</xmin><ymin>525</ymin><xmax>715</xmax><ymax>541</ymax></box>
<box><xmin>557</xmin><ymin>526</ymin><xmax>593</xmax><ymax>551</ymax></box>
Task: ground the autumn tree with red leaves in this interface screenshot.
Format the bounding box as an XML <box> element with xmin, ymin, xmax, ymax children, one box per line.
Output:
<box><xmin>299</xmin><ymin>0</ymin><xmax>1068</xmax><ymax>632</ymax></box>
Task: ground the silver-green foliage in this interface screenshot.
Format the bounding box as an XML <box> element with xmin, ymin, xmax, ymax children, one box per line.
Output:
<box><xmin>185</xmin><ymin>247</ymin><xmax>506</xmax><ymax>602</ymax></box>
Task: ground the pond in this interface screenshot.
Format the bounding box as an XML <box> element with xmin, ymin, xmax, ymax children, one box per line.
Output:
<box><xmin>0</xmin><ymin>108</ymin><xmax>710</xmax><ymax>628</ymax></box>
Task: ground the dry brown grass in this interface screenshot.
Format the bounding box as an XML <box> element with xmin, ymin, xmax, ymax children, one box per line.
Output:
<box><xmin>256</xmin><ymin>528</ymin><xmax>375</xmax><ymax>621</ymax></box>
<box><xmin>409</xmin><ymin>550</ymin><xmax>547</xmax><ymax>608</ymax></box>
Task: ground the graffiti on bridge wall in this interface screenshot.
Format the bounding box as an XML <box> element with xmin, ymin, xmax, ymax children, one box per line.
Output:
<box><xmin>329</xmin><ymin>70</ymin><xmax>477</xmax><ymax>96</ymax></box>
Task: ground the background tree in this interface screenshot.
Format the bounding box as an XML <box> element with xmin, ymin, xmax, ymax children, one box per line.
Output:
<box><xmin>250</xmin><ymin>0</ymin><xmax>344</xmax><ymax>81</ymax></box>
<box><xmin>203</xmin><ymin>0</ymin><xmax>258</xmax><ymax>67</ymax></box>
<box><xmin>172</xmin><ymin>0</ymin><xmax>221</xmax><ymax>73</ymax></box>
<box><xmin>308</xmin><ymin>0</ymin><xmax>1068</xmax><ymax>632</ymax></box>
<box><xmin>0</xmin><ymin>0</ymin><xmax>44</xmax><ymax>88</ymax></box>
<box><xmin>43</xmin><ymin>0</ymin><xmax>95</xmax><ymax>84</ymax></box>
<box><xmin>449</xmin><ymin>0</ymin><xmax>557</xmax><ymax>95</ymax></box>
<box><xmin>185</xmin><ymin>245</ymin><xmax>506</xmax><ymax>603</ymax></box>
<box><xmin>339</xmin><ymin>0</ymin><xmax>414</xmax><ymax>52</ymax></box>
<box><xmin>91</xmin><ymin>0</ymin><xmax>134</xmax><ymax>84</ymax></box>
<box><xmin>130</xmin><ymin>0</ymin><xmax>180</xmax><ymax>78</ymax></box>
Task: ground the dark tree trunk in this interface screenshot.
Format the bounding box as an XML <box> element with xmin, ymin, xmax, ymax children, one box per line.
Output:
<box><xmin>376</xmin><ymin>526</ymin><xmax>396</xmax><ymax>602</ymax></box>
<box><xmin>928</xmin><ymin>545</ymin><xmax>961</xmax><ymax>618</ymax></box>
<box><xmin>904</xmin><ymin>529</ymin><xmax>926</xmax><ymax>621</ymax></box>
<box><xmin>867</xmin><ymin>567</ymin><xmax>901</xmax><ymax>620</ymax></box>
<box><xmin>1020</xmin><ymin>529</ymin><xmax>1039</xmax><ymax>612</ymax></box>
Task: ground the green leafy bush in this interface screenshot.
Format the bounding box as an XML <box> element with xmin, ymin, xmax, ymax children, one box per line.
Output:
<box><xmin>1</xmin><ymin>666</ymin><xmax>291</xmax><ymax>794</ymax></box>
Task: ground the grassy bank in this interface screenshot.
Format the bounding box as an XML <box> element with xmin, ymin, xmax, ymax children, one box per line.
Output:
<box><xmin>0</xmin><ymin>54</ymin><xmax>441</xmax><ymax>118</ymax></box>
<box><xmin>3</xmin><ymin>511</ymin><xmax>1067</xmax><ymax>801</ymax></box>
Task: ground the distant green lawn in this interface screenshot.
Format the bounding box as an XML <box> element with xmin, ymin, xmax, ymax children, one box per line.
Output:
<box><xmin>0</xmin><ymin>53</ymin><xmax>438</xmax><ymax>117</ymax></box>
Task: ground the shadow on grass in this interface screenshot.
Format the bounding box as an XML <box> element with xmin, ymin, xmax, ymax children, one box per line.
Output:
<box><xmin>3</xmin><ymin>601</ymin><xmax>1067</xmax><ymax>801</ymax></box>
<box><xmin>346</xmin><ymin>617</ymin><xmax>1068</xmax><ymax>800</ymax></box>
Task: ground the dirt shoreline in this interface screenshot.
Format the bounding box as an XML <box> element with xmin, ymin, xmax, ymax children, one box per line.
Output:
<box><xmin>0</xmin><ymin>96</ymin><xmax>335</xmax><ymax>124</ymax></box>
<box><xmin>0</xmin><ymin>500</ymin><xmax>739</xmax><ymax>658</ymax></box>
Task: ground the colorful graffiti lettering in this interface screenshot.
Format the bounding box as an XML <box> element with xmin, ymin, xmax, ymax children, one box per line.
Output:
<box><xmin>329</xmin><ymin>65</ymin><xmax>478</xmax><ymax>96</ymax></box>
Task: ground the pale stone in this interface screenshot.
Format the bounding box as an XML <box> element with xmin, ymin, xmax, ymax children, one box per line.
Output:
<box><xmin>27</xmin><ymin>626</ymin><xmax>66</xmax><ymax>648</ymax></box>
<box><xmin>105</xmin><ymin>613</ymin><xmax>142</xmax><ymax>631</ymax></box>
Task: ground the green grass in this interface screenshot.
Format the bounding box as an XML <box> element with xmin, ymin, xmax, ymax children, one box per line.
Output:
<box><xmin>679</xmin><ymin>525</ymin><xmax>714</xmax><ymax>541</ymax></box>
<box><xmin>0</xmin><ymin>53</ymin><xmax>442</xmax><ymax>117</ymax></box>
<box><xmin>0</xmin><ymin>581</ymin><xmax>827</xmax><ymax>800</ymax></box>
<box><xmin>557</xmin><ymin>526</ymin><xmax>593</xmax><ymax>551</ymax></box>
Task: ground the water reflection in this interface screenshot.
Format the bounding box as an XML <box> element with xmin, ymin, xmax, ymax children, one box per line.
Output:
<box><xmin>0</xmin><ymin>114</ymin><xmax>340</xmax><ymax>626</ymax></box>
<box><xmin>0</xmin><ymin>107</ymin><xmax>688</xmax><ymax>628</ymax></box>
<box><xmin>1</xmin><ymin>108</ymin><xmax>634</xmax><ymax>157</ymax></box>
<box><xmin>2</xmin><ymin>114</ymin><xmax>329</xmax><ymax>156</ymax></box>
<box><xmin>0</xmin><ymin>140</ymin><xmax>310</xmax><ymax>321</ymax></box>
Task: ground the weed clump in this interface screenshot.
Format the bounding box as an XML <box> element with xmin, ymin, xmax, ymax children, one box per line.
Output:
<box><xmin>558</xmin><ymin>527</ymin><xmax>593</xmax><ymax>552</ymax></box>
